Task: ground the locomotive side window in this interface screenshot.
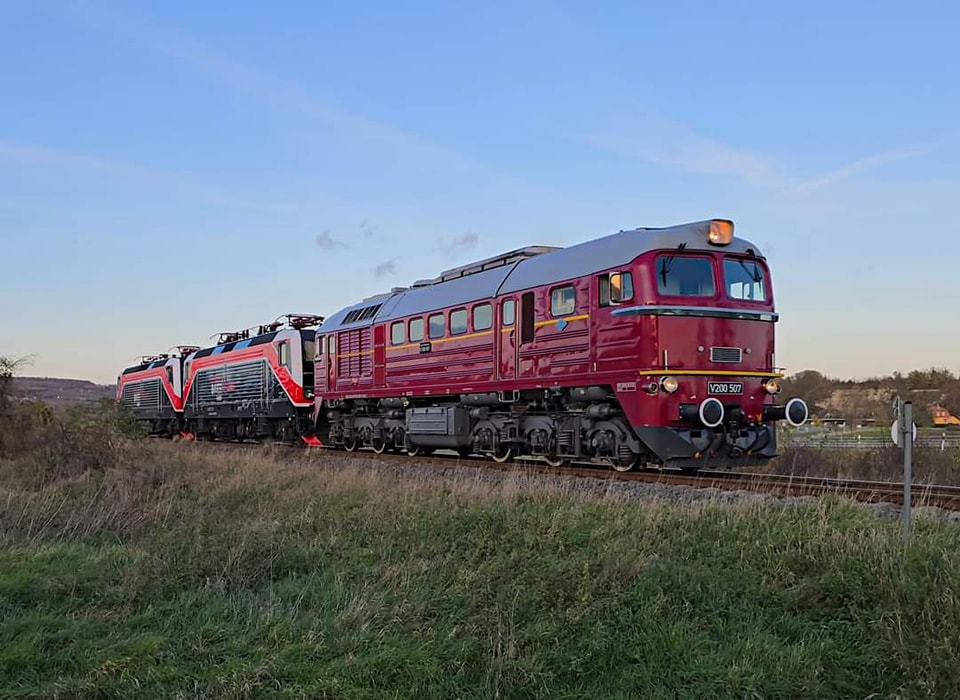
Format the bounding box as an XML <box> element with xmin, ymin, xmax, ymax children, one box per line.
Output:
<box><xmin>278</xmin><ymin>341</ymin><xmax>290</xmax><ymax>369</ymax></box>
<box><xmin>550</xmin><ymin>285</ymin><xmax>576</xmax><ymax>316</ymax></box>
<box><xmin>656</xmin><ymin>256</ymin><xmax>716</xmax><ymax>297</ymax></box>
<box><xmin>473</xmin><ymin>303</ymin><xmax>492</xmax><ymax>331</ymax></box>
<box><xmin>409</xmin><ymin>318</ymin><xmax>424</xmax><ymax>342</ymax></box>
<box><xmin>429</xmin><ymin>313</ymin><xmax>445</xmax><ymax>339</ymax></box>
<box><xmin>599</xmin><ymin>272</ymin><xmax>634</xmax><ymax>306</ymax></box>
<box><xmin>450</xmin><ymin>309</ymin><xmax>468</xmax><ymax>335</ymax></box>
<box><xmin>723</xmin><ymin>259</ymin><xmax>767</xmax><ymax>302</ymax></box>
<box><xmin>328</xmin><ymin>336</ymin><xmax>336</xmax><ymax>355</ymax></box>
<box><xmin>502</xmin><ymin>299</ymin><xmax>515</xmax><ymax>326</ymax></box>
<box><xmin>391</xmin><ymin>321</ymin><xmax>405</xmax><ymax>345</ymax></box>
<box><xmin>166</xmin><ymin>366</ymin><xmax>173</xmax><ymax>385</ymax></box>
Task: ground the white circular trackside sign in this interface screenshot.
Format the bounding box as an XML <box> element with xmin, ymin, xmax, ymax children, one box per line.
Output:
<box><xmin>890</xmin><ymin>420</ymin><xmax>917</xmax><ymax>446</ymax></box>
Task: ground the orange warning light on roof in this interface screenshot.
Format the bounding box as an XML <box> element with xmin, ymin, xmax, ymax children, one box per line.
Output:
<box><xmin>707</xmin><ymin>219</ymin><xmax>734</xmax><ymax>246</ymax></box>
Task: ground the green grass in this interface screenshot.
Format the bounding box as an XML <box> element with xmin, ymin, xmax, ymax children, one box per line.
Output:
<box><xmin>2</xmin><ymin>443</ymin><xmax>960</xmax><ymax>698</ymax></box>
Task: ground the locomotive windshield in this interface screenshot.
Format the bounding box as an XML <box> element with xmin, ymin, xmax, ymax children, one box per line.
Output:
<box><xmin>656</xmin><ymin>256</ymin><xmax>716</xmax><ymax>297</ymax></box>
<box><xmin>723</xmin><ymin>258</ymin><xmax>767</xmax><ymax>302</ymax></box>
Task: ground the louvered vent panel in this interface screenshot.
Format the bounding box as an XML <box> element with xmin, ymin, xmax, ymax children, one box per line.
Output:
<box><xmin>709</xmin><ymin>347</ymin><xmax>742</xmax><ymax>363</ymax></box>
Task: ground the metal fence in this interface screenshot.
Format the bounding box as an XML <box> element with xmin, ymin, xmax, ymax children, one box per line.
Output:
<box><xmin>782</xmin><ymin>432</ymin><xmax>960</xmax><ymax>451</ymax></box>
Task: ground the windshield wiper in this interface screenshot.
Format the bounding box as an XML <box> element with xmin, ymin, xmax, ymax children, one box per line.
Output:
<box><xmin>659</xmin><ymin>242</ymin><xmax>687</xmax><ymax>286</ymax></box>
<box><xmin>737</xmin><ymin>258</ymin><xmax>763</xmax><ymax>283</ymax></box>
<box><xmin>738</xmin><ymin>249</ymin><xmax>763</xmax><ymax>283</ymax></box>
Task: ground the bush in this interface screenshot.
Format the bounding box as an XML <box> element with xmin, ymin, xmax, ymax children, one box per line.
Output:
<box><xmin>1</xmin><ymin>394</ymin><xmax>147</xmax><ymax>490</ymax></box>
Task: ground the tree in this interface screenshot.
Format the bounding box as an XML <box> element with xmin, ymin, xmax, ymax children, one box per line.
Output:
<box><xmin>0</xmin><ymin>355</ymin><xmax>31</xmax><ymax>413</ymax></box>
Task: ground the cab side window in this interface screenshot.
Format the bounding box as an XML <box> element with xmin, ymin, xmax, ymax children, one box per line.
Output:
<box><xmin>599</xmin><ymin>271</ymin><xmax>634</xmax><ymax>306</ymax></box>
<box><xmin>501</xmin><ymin>299</ymin><xmax>515</xmax><ymax>326</ymax></box>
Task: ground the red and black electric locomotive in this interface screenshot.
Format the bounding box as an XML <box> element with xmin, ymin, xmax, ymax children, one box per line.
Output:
<box><xmin>118</xmin><ymin>315</ymin><xmax>324</xmax><ymax>444</ymax></box>
<box><xmin>312</xmin><ymin>218</ymin><xmax>808</xmax><ymax>471</ymax></box>
<box><xmin>116</xmin><ymin>346</ymin><xmax>197</xmax><ymax>437</ymax></box>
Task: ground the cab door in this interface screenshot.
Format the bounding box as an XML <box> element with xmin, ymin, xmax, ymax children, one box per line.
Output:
<box><xmin>497</xmin><ymin>297</ymin><xmax>517</xmax><ymax>380</ymax></box>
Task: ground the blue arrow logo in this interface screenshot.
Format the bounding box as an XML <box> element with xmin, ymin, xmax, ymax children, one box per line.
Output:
<box><xmin>556</xmin><ymin>319</ymin><xmax>568</xmax><ymax>331</ymax></box>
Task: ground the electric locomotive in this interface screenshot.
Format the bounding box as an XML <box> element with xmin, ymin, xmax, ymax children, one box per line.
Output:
<box><xmin>180</xmin><ymin>314</ymin><xmax>325</xmax><ymax>444</ymax></box>
<box><xmin>116</xmin><ymin>346</ymin><xmax>198</xmax><ymax>436</ymax></box>
<box><xmin>313</xmin><ymin>218</ymin><xmax>808</xmax><ymax>471</ymax></box>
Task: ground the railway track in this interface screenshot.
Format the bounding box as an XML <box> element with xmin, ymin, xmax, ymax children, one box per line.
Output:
<box><xmin>183</xmin><ymin>438</ymin><xmax>960</xmax><ymax>511</ymax></box>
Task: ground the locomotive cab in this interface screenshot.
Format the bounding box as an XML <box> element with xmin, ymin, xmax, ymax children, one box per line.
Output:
<box><xmin>606</xmin><ymin>220</ymin><xmax>808</xmax><ymax>469</ymax></box>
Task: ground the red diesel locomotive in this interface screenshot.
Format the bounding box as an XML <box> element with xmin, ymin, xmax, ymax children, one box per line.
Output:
<box><xmin>314</xmin><ymin>218</ymin><xmax>808</xmax><ymax>471</ymax></box>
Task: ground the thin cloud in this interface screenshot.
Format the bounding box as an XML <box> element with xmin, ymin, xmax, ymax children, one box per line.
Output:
<box><xmin>439</xmin><ymin>232</ymin><xmax>479</xmax><ymax>257</ymax></box>
<box><xmin>360</xmin><ymin>219</ymin><xmax>384</xmax><ymax>241</ymax></box>
<box><xmin>0</xmin><ymin>140</ymin><xmax>299</xmax><ymax>216</ymax></box>
<box><xmin>373</xmin><ymin>259</ymin><xmax>397</xmax><ymax>277</ymax></box>
<box><xmin>574</xmin><ymin>110</ymin><xmax>784</xmax><ymax>188</ymax></box>
<box><xmin>315</xmin><ymin>230</ymin><xmax>349</xmax><ymax>250</ymax></box>
<box><xmin>57</xmin><ymin>4</ymin><xmax>499</xmax><ymax>179</ymax></box>
<box><xmin>791</xmin><ymin>148</ymin><xmax>930</xmax><ymax>192</ymax></box>
<box><xmin>576</xmin><ymin>109</ymin><xmax>934</xmax><ymax>193</ymax></box>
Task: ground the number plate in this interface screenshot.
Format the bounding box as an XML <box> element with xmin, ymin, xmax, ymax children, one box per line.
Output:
<box><xmin>708</xmin><ymin>381</ymin><xmax>743</xmax><ymax>395</ymax></box>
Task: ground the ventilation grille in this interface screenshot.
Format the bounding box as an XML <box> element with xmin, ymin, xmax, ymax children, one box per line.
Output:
<box><xmin>710</xmin><ymin>346</ymin><xmax>742</xmax><ymax>363</ymax></box>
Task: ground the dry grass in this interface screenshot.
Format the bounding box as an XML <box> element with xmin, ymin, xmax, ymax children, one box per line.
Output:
<box><xmin>1</xmin><ymin>432</ymin><xmax>960</xmax><ymax>696</ymax></box>
<box><xmin>770</xmin><ymin>445</ymin><xmax>960</xmax><ymax>484</ymax></box>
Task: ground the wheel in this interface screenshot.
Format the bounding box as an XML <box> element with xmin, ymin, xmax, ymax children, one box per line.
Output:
<box><xmin>491</xmin><ymin>446</ymin><xmax>514</xmax><ymax>464</ymax></box>
<box><xmin>343</xmin><ymin>438</ymin><xmax>358</xmax><ymax>452</ymax></box>
<box><xmin>542</xmin><ymin>454</ymin><xmax>569</xmax><ymax>468</ymax></box>
<box><xmin>610</xmin><ymin>453</ymin><xmax>642</xmax><ymax>472</ymax></box>
<box><xmin>371</xmin><ymin>439</ymin><xmax>387</xmax><ymax>454</ymax></box>
<box><xmin>407</xmin><ymin>443</ymin><xmax>424</xmax><ymax>457</ymax></box>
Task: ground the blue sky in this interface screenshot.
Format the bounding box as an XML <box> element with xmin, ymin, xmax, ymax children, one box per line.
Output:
<box><xmin>1</xmin><ymin>0</ymin><xmax>958</xmax><ymax>384</ymax></box>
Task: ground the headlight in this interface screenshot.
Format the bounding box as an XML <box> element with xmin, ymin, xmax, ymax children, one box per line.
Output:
<box><xmin>763</xmin><ymin>379</ymin><xmax>781</xmax><ymax>395</ymax></box>
<box><xmin>660</xmin><ymin>376</ymin><xmax>679</xmax><ymax>394</ymax></box>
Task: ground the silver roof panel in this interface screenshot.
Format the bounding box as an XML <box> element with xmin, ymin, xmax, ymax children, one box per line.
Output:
<box><xmin>497</xmin><ymin>219</ymin><xmax>763</xmax><ymax>294</ymax></box>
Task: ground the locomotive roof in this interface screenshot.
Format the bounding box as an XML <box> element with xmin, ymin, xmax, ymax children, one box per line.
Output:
<box><xmin>319</xmin><ymin>218</ymin><xmax>764</xmax><ymax>334</ymax></box>
<box><xmin>121</xmin><ymin>356</ymin><xmax>177</xmax><ymax>375</ymax></box>
<box><xmin>184</xmin><ymin>327</ymin><xmax>307</xmax><ymax>361</ymax></box>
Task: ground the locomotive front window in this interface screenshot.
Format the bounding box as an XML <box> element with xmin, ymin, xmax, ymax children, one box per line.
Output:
<box><xmin>723</xmin><ymin>259</ymin><xmax>767</xmax><ymax>302</ymax></box>
<box><xmin>656</xmin><ymin>256</ymin><xmax>716</xmax><ymax>297</ymax></box>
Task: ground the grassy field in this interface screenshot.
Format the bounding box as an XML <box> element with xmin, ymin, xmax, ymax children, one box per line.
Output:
<box><xmin>1</xmin><ymin>440</ymin><xmax>960</xmax><ymax>698</ymax></box>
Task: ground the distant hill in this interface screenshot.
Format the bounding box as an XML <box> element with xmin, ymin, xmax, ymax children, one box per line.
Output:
<box><xmin>12</xmin><ymin>377</ymin><xmax>115</xmax><ymax>407</ymax></box>
<box><xmin>780</xmin><ymin>367</ymin><xmax>960</xmax><ymax>426</ymax></box>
